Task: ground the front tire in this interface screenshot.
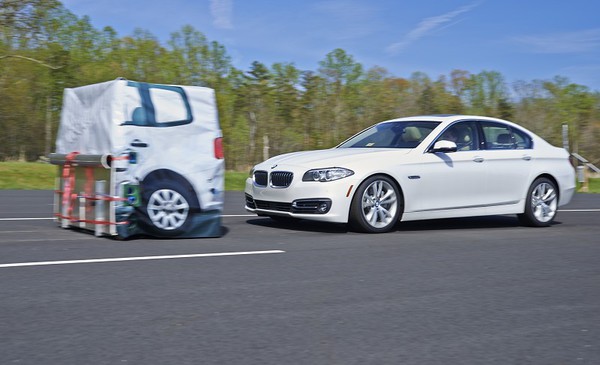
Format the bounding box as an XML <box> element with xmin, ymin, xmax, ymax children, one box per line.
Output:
<box><xmin>518</xmin><ymin>177</ymin><xmax>558</xmax><ymax>227</ymax></box>
<box><xmin>349</xmin><ymin>175</ymin><xmax>402</xmax><ymax>233</ymax></box>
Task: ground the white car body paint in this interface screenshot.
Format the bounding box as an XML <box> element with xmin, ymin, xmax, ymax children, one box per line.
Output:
<box><xmin>245</xmin><ymin>115</ymin><xmax>576</xmax><ymax>228</ymax></box>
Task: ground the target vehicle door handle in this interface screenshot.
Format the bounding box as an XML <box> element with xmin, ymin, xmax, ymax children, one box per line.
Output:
<box><xmin>130</xmin><ymin>139</ymin><xmax>148</xmax><ymax>148</ymax></box>
<box><xmin>473</xmin><ymin>156</ymin><xmax>484</xmax><ymax>163</ymax></box>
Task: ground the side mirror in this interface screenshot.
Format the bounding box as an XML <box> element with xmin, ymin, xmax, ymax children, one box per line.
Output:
<box><xmin>431</xmin><ymin>140</ymin><xmax>458</xmax><ymax>153</ymax></box>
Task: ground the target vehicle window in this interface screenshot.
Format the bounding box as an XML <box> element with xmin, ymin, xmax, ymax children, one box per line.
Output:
<box><xmin>123</xmin><ymin>82</ymin><xmax>192</xmax><ymax>127</ymax></box>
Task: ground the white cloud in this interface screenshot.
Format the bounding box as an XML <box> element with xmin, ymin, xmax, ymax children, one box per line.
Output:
<box><xmin>386</xmin><ymin>1</ymin><xmax>481</xmax><ymax>54</ymax></box>
<box><xmin>512</xmin><ymin>29</ymin><xmax>600</xmax><ymax>54</ymax></box>
<box><xmin>210</xmin><ymin>0</ymin><xmax>233</xmax><ymax>29</ymax></box>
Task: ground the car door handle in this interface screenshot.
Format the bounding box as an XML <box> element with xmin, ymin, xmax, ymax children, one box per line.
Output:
<box><xmin>522</xmin><ymin>155</ymin><xmax>532</xmax><ymax>161</ymax></box>
<box><xmin>473</xmin><ymin>156</ymin><xmax>484</xmax><ymax>163</ymax></box>
<box><xmin>130</xmin><ymin>139</ymin><xmax>148</xmax><ymax>148</ymax></box>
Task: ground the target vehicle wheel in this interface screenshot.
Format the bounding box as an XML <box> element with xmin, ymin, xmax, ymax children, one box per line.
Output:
<box><xmin>142</xmin><ymin>180</ymin><xmax>196</xmax><ymax>236</ymax></box>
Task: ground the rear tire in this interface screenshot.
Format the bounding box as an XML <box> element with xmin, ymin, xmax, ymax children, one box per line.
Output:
<box><xmin>349</xmin><ymin>175</ymin><xmax>402</xmax><ymax>233</ymax></box>
<box><xmin>141</xmin><ymin>180</ymin><xmax>196</xmax><ymax>236</ymax></box>
<box><xmin>518</xmin><ymin>177</ymin><xmax>558</xmax><ymax>227</ymax></box>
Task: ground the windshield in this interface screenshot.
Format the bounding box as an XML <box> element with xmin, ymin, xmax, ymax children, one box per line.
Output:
<box><xmin>337</xmin><ymin>121</ymin><xmax>440</xmax><ymax>149</ymax></box>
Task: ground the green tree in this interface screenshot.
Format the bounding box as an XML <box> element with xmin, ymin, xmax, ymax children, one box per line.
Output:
<box><xmin>542</xmin><ymin>77</ymin><xmax>595</xmax><ymax>153</ymax></box>
<box><xmin>1</xmin><ymin>0</ymin><xmax>599</xmax><ymax>167</ymax></box>
<box><xmin>299</xmin><ymin>71</ymin><xmax>328</xmax><ymax>149</ymax></box>
<box><xmin>238</xmin><ymin>61</ymin><xmax>274</xmax><ymax>164</ymax></box>
<box><xmin>271</xmin><ymin>62</ymin><xmax>301</xmax><ymax>154</ymax></box>
<box><xmin>465</xmin><ymin>70</ymin><xmax>509</xmax><ymax>116</ymax></box>
<box><xmin>318</xmin><ymin>48</ymin><xmax>363</xmax><ymax>143</ymax></box>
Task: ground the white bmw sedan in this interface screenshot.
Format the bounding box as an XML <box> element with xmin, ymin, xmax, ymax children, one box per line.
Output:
<box><xmin>245</xmin><ymin>115</ymin><xmax>576</xmax><ymax>233</ymax></box>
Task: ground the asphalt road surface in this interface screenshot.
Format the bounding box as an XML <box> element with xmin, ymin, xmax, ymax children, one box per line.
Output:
<box><xmin>1</xmin><ymin>191</ymin><xmax>599</xmax><ymax>365</ymax></box>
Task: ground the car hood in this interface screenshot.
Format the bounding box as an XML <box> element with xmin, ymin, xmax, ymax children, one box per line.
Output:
<box><xmin>256</xmin><ymin>148</ymin><xmax>412</xmax><ymax>170</ymax></box>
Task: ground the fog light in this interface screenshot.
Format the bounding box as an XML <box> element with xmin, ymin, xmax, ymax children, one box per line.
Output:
<box><xmin>291</xmin><ymin>198</ymin><xmax>332</xmax><ymax>214</ymax></box>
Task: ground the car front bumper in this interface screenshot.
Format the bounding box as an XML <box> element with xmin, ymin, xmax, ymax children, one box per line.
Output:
<box><xmin>244</xmin><ymin>177</ymin><xmax>360</xmax><ymax>223</ymax></box>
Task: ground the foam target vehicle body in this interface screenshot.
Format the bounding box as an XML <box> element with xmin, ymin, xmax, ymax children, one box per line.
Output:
<box><xmin>245</xmin><ymin>115</ymin><xmax>575</xmax><ymax>233</ymax></box>
<box><xmin>52</xmin><ymin>79</ymin><xmax>224</xmax><ymax>238</ymax></box>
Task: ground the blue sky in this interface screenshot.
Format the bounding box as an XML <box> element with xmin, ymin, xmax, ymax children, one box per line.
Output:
<box><xmin>62</xmin><ymin>0</ymin><xmax>600</xmax><ymax>91</ymax></box>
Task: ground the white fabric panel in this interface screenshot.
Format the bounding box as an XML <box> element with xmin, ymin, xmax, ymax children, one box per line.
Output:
<box><xmin>55</xmin><ymin>80</ymin><xmax>220</xmax><ymax>156</ymax></box>
<box><xmin>55</xmin><ymin>80</ymin><xmax>121</xmax><ymax>154</ymax></box>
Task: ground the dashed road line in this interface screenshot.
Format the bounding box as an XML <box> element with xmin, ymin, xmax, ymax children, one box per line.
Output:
<box><xmin>558</xmin><ymin>209</ymin><xmax>600</xmax><ymax>212</ymax></box>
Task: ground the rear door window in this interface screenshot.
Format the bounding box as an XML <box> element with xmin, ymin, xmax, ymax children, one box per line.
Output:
<box><xmin>481</xmin><ymin>121</ymin><xmax>532</xmax><ymax>150</ymax></box>
<box><xmin>150</xmin><ymin>87</ymin><xmax>189</xmax><ymax>125</ymax></box>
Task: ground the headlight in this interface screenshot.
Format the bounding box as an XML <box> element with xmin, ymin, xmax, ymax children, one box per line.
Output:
<box><xmin>302</xmin><ymin>167</ymin><xmax>354</xmax><ymax>182</ymax></box>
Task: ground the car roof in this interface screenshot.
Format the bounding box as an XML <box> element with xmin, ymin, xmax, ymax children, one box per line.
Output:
<box><xmin>382</xmin><ymin>114</ymin><xmax>523</xmax><ymax>127</ymax></box>
<box><xmin>388</xmin><ymin>114</ymin><xmax>505</xmax><ymax>122</ymax></box>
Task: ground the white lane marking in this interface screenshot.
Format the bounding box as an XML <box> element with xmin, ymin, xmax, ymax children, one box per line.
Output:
<box><xmin>559</xmin><ymin>209</ymin><xmax>600</xmax><ymax>212</ymax></box>
<box><xmin>0</xmin><ymin>250</ymin><xmax>285</xmax><ymax>268</ymax></box>
<box><xmin>0</xmin><ymin>214</ymin><xmax>256</xmax><ymax>221</ymax></box>
<box><xmin>1</xmin><ymin>231</ymin><xmax>38</xmax><ymax>233</ymax></box>
<box><xmin>6</xmin><ymin>237</ymin><xmax>98</xmax><ymax>243</ymax></box>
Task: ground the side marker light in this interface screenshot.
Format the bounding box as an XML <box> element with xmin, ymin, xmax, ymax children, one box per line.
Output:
<box><xmin>346</xmin><ymin>185</ymin><xmax>354</xmax><ymax>197</ymax></box>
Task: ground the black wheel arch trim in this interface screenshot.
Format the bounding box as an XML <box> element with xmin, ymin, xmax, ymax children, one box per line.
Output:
<box><xmin>531</xmin><ymin>173</ymin><xmax>560</xmax><ymax>202</ymax></box>
<box><xmin>141</xmin><ymin>169</ymin><xmax>201</xmax><ymax>211</ymax></box>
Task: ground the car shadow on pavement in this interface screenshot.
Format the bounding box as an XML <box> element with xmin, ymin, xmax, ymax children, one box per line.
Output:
<box><xmin>246</xmin><ymin>217</ymin><xmax>350</xmax><ymax>234</ymax></box>
<box><xmin>246</xmin><ymin>215</ymin><xmax>562</xmax><ymax>234</ymax></box>
<box><xmin>398</xmin><ymin>215</ymin><xmax>564</xmax><ymax>231</ymax></box>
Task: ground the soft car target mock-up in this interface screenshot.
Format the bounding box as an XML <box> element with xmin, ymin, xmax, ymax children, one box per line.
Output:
<box><xmin>50</xmin><ymin>79</ymin><xmax>224</xmax><ymax>238</ymax></box>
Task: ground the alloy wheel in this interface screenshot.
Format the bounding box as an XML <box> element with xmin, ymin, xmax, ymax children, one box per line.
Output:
<box><xmin>360</xmin><ymin>180</ymin><xmax>398</xmax><ymax>229</ymax></box>
<box><xmin>530</xmin><ymin>182</ymin><xmax>557</xmax><ymax>223</ymax></box>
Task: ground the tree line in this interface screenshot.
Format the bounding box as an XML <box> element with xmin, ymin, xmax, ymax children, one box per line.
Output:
<box><xmin>1</xmin><ymin>0</ymin><xmax>599</xmax><ymax>170</ymax></box>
